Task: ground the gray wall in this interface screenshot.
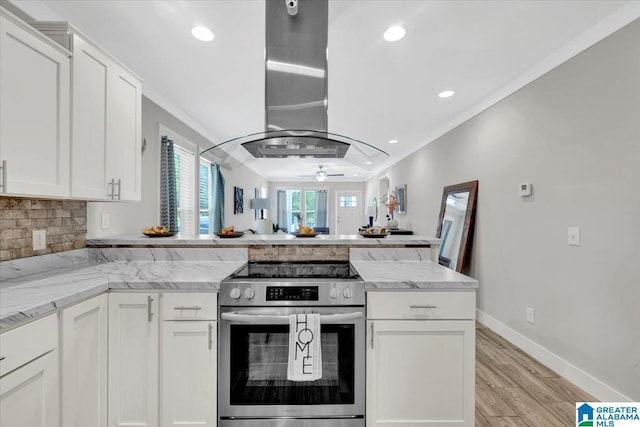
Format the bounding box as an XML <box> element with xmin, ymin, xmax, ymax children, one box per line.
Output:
<box><xmin>87</xmin><ymin>96</ymin><xmax>267</xmax><ymax>237</ymax></box>
<box><xmin>367</xmin><ymin>19</ymin><xmax>640</xmax><ymax>399</ymax></box>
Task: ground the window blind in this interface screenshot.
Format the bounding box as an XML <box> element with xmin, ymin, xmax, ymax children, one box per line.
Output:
<box><xmin>174</xmin><ymin>145</ymin><xmax>196</xmax><ymax>235</ymax></box>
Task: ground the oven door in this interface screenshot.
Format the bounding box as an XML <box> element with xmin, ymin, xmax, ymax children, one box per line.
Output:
<box><xmin>219</xmin><ymin>306</ymin><xmax>365</xmax><ymax>420</ymax></box>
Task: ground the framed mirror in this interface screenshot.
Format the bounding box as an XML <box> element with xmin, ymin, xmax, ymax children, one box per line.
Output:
<box><xmin>396</xmin><ymin>184</ymin><xmax>406</xmax><ymax>215</ymax></box>
<box><xmin>435</xmin><ymin>180</ymin><xmax>478</xmax><ymax>272</ymax></box>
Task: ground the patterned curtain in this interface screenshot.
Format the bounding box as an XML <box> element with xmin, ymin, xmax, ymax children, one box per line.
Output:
<box><xmin>211</xmin><ymin>163</ymin><xmax>225</xmax><ymax>233</ymax></box>
<box><xmin>160</xmin><ymin>136</ymin><xmax>178</xmax><ymax>231</ymax></box>
<box><xmin>315</xmin><ymin>190</ymin><xmax>328</xmax><ymax>227</ymax></box>
<box><xmin>276</xmin><ymin>190</ymin><xmax>287</xmax><ymax>232</ymax></box>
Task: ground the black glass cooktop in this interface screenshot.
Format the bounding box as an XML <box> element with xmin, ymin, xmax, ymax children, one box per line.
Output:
<box><xmin>228</xmin><ymin>261</ymin><xmax>361</xmax><ymax>280</ymax></box>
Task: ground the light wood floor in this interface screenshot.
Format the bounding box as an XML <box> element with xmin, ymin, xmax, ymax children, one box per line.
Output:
<box><xmin>475</xmin><ymin>322</ymin><xmax>597</xmax><ymax>426</ymax></box>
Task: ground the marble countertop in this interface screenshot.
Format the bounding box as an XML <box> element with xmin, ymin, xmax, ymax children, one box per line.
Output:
<box><xmin>1</xmin><ymin>257</ymin><xmax>476</xmax><ymax>332</ymax></box>
<box><xmin>87</xmin><ymin>233</ymin><xmax>441</xmax><ymax>246</ymax></box>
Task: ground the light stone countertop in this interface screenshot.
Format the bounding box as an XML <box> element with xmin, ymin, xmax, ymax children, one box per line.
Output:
<box><xmin>87</xmin><ymin>233</ymin><xmax>441</xmax><ymax>246</ymax></box>
<box><xmin>1</xmin><ymin>257</ymin><xmax>476</xmax><ymax>332</ymax></box>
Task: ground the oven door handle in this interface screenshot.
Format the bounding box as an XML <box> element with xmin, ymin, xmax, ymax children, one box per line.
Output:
<box><xmin>220</xmin><ymin>311</ymin><xmax>363</xmax><ymax>324</ymax></box>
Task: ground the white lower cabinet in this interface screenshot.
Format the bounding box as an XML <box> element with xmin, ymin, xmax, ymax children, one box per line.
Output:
<box><xmin>0</xmin><ymin>314</ymin><xmax>59</xmax><ymax>427</ymax></box>
<box><xmin>60</xmin><ymin>294</ymin><xmax>108</xmax><ymax>427</ymax></box>
<box><xmin>161</xmin><ymin>292</ymin><xmax>217</xmax><ymax>427</ymax></box>
<box><xmin>366</xmin><ymin>291</ymin><xmax>476</xmax><ymax>427</ymax></box>
<box><xmin>162</xmin><ymin>321</ymin><xmax>217</xmax><ymax>427</ymax></box>
<box><xmin>108</xmin><ymin>293</ymin><xmax>159</xmax><ymax>427</ymax></box>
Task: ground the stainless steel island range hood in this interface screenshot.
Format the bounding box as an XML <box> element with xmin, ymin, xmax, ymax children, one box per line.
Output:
<box><xmin>241</xmin><ymin>0</ymin><xmax>348</xmax><ymax>159</ymax></box>
<box><xmin>202</xmin><ymin>0</ymin><xmax>387</xmax><ymax>168</ymax></box>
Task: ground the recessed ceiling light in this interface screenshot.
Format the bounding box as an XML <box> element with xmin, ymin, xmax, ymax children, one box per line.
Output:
<box><xmin>388</xmin><ymin>139</ymin><xmax>398</xmax><ymax>144</ymax></box>
<box><xmin>365</xmin><ymin>161</ymin><xmax>373</xmax><ymax>165</ymax></box>
<box><xmin>192</xmin><ymin>26</ymin><xmax>214</xmax><ymax>42</ymax></box>
<box><xmin>383</xmin><ymin>26</ymin><xmax>406</xmax><ymax>42</ymax></box>
<box><xmin>353</xmin><ymin>174</ymin><xmax>358</xmax><ymax>177</ymax></box>
<box><xmin>438</xmin><ymin>90</ymin><xmax>455</xmax><ymax>98</ymax></box>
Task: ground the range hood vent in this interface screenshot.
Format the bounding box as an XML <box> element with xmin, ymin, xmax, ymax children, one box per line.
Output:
<box><xmin>242</xmin><ymin>132</ymin><xmax>350</xmax><ymax>158</ymax></box>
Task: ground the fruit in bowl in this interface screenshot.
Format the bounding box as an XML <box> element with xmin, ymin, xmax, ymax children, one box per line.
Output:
<box><xmin>298</xmin><ymin>225</ymin><xmax>315</xmax><ymax>235</ymax></box>
<box><xmin>142</xmin><ymin>225</ymin><xmax>171</xmax><ymax>235</ymax></box>
<box><xmin>220</xmin><ymin>225</ymin><xmax>235</xmax><ymax>235</ymax></box>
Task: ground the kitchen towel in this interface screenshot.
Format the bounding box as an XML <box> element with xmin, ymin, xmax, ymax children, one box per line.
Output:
<box><xmin>287</xmin><ymin>313</ymin><xmax>322</xmax><ymax>381</ymax></box>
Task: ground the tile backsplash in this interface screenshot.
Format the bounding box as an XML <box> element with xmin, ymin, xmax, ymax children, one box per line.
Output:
<box><xmin>0</xmin><ymin>198</ymin><xmax>87</xmax><ymax>261</ymax></box>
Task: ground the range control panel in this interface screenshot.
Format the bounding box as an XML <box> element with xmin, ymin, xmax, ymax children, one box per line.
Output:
<box><xmin>266</xmin><ymin>286</ymin><xmax>319</xmax><ymax>301</ymax></box>
<box><xmin>219</xmin><ymin>281</ymin><xmax>365</xmax><ymax>306</ymax></box>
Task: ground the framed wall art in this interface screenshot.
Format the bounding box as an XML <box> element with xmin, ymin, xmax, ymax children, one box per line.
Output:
<box><xmin>234</xmin><ymin>186</ymin><xmax>244</xmax><ymax>214</ymax></box>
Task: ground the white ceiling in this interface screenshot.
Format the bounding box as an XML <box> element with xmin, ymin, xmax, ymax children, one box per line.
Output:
<box><xmin>13</xmin><ymin>0</ymin><xmax>640</xmax><ymax>182</ymax></box>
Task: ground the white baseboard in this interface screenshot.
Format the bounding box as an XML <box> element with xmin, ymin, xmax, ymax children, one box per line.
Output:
<box><xmin>476</xmin><ymin>309</ymin><xmax>632</xmax><ymax>402</ymax></box>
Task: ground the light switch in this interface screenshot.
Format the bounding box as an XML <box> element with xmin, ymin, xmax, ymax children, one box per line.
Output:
<box><xmin>568</xmin><ymin>227</ymin><xmax>580</xmax><ymax>246</ymax></box>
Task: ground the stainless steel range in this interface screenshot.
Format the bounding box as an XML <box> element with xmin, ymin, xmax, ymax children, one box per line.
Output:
<box><xmin>218</xmin><ymin>261</ymin><xmax>365</xmax><ymax>427</ymax></box>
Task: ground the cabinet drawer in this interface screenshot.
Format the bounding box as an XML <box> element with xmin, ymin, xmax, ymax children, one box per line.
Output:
<box><xmin>367</xmin><ymin>291</ymin><xmax>475</xmax><ymax>320</ymax></box>
<box><xmin>162</xmin><ymin>293</ymin><xmax>217</xmax><ymax>321</ymax></box>
<box><xmin>0</xmin><ymin>314</ymin><xmax>58</xmax><ymax>377</ymax></box>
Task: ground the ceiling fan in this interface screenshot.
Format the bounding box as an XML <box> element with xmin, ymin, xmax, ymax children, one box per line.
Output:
<box><xmin>299</xmin><ymin>165</ymin><xmax>344</xmax><ymax>182</ymax></box>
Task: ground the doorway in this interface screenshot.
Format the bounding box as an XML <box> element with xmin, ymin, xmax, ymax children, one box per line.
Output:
<box><xmin>335</xmin><ymin>191</ymin><xmax>362</xmax><ymax>235</ymax></box>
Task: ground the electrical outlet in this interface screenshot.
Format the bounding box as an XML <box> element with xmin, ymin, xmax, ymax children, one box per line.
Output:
<box><xmin>526</xmin><ymin>307</ymin><xmax>535</xmax><ymax>325</ymax></box>
<box><xmin>101</xmin><ymin>213</ymin><xmax>110</xmax><ymax>230</ymax></box>
<box><xmin>33</xmin><ymin>229</ymin><xmax>46</xmax><ymax>251</ymax></box>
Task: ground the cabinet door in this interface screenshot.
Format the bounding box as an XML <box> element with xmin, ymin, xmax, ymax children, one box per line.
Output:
<box><xmin>61</xmin><ymin>294</ymin><xmax>108</xmax><ymax>427</ymax></box>
<box><xmin>106</xmin><ymin>67</ymin><xmax>141</xmax><ymax>201</ymax></box>
<box><xmin>69</xmin><ymin>35</ymin><xmax>109</xmax><ymax>199</ymax></box>
<box><xmin>108</xmin><ymin>293</ymin><xmax>158</xmax><ymax>427</ymax></box>
<box><xmin>0</xmin><ymin>349</ymin><xmax>59</xmax><ymax>427</ymax></box>
<box><xmin>366</xmin><ymin>320</ymin><xmax>475</xmax><ymax>427</ymax></box>
<box><xmin>161</xmin><ymin>321</ymin><xmax>216</xmax><ymax>427</ymax></box>
<box><xmin>0</xmin><ymin>14</ymin><xmax>70</xmax><ymax>198</ymax></box>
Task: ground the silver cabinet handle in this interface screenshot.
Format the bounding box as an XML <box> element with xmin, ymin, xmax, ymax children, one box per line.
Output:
<box><xmin>220</xmin><ymin>312</ymin><xmax>363</xmax><ymax>324</ymax></box>
<box><xmin>174</xmin><ymin>306</ymin><xmax>202</xmax><ymax>311</ymax></box>
<box><xmin>208</xmin><ymin>323</ymin><xmax>213</xmax><ymax>350</ymax></box>
<box><xmin>410</xmin><ymin>305</ymin><xmax>438</xmax><ymax>309</ymax></box>
<box><xmin>116</xmin><ymin>179</ymin><xmax>121</xmax><ymax>200</ymax></box>
<box><xmin>0</xmin><ymin>355</ymin><xmax>5</xmax><ymax>361</ymax></box>
<box><xmin>370</xmin><ymin>323</ymin><xmax>374</xmax><ymax>349</ymax></box>
<box><xmin>108</xmin><ymin>178</ymin><xmax>115</xmax><ymax>199</ymax></box>
<box><xmin>0</xmin><ymin>160</ymin><xmax>6</xmax><ymax>193</ymax></box>
<box><xmin>147</xmin><ymin>296</ymin><xmax>154</xmax><ymax>321</ymax></box>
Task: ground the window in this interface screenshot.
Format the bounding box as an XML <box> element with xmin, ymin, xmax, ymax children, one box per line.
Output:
<box><xmin>339</xmin><ymin>195</ymin><xmax>358</xmax><ymax>207</ymax></box>
<box><xmin>199</xmin><ymin>160</ymin><xmax>213</xmax><ymax>234</ymax></box>
<box><xmin>277</xmin><ymin>189</ymin><xmax>328</xmax><ymax>232</ymax></box>
<box><xmin>174</xmin><ymin>145</ymin><xmax>196</xmax><ymax>234</ymax></box>
<box><xmin>161</xmin><ymin>126</ymin><xmax>220</xmax><ymax>236</ymax></box>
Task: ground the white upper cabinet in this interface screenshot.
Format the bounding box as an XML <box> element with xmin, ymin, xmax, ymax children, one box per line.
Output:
<box><xmin>0</xmin><ymin>10</ymin><xmax>70</xmax><ymax>198</ymax></box>
<box><xmin>106</xmin><ymin>66</ymin><xmax>141</xmax><ymax>201</ymax></box>
<box><xmin>34</xmin><ymin>22</ymin><xmax>143</xmax><ymax>201</ymax></box>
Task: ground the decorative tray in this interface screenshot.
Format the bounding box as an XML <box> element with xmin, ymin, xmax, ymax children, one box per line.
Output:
<box><xmin>291</xmin><ymin>232</ymin><xmax>318</xmax><ymax>238</ymax></box>
<box><xmin>142</xmin><ymin>231</ymin><xmax>177</xmax><ymax>238</ymax></box>
<box><xmin>359</xmin><ymin>231</ymin><xmax>388</xmax><ymax>238</ymax></box>
<box><xmin>215</xmin><ymin>232</ymin><xmax>245</xmax><ymax>238</ymax></box>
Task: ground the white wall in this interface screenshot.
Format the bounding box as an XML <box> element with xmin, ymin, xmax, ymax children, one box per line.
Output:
<box><xmin>269</xmin><ymin>181</ymin><xmax>366</xmax><ymax>233</ymax></box>
<box><xmin>87</xmin><ymin>96</ymin><xmax>267</xmax><ymax>237</ymax></box>
<box><xmin>367</xmin><ymin>20</ymin><xmax>640</xmax><ymax>400</ymax></box>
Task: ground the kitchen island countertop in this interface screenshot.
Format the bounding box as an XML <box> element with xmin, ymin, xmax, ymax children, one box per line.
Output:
<box><xmin>1</xmin><ymin>256</ymin><xmax>476</xmax><ymax>332</ymax></box>
<box><xmin>86</xmin><ymin>233</ymin><xmax>441</xmax><ymax>246</ymax></box>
